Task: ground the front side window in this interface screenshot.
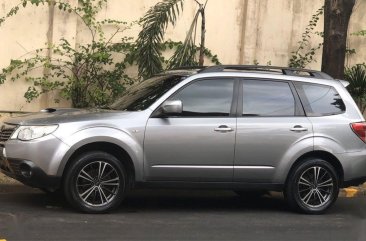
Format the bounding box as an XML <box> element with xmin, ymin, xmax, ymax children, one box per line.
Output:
<box><xmin>169</xmin><ymin>78</ymin><xmax>235</xmax><ymax>117</ymax></box>
<box><xmin>242</xmin><ymin>80</ymin><xmax>295</xmax><ymax>116</ymax></box>
<box><xmin>296</xmin><ymin>83</ymin><xmax>346</xmax><ymax>116</ymax></box>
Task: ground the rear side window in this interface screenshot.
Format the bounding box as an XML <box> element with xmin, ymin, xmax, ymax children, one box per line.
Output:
<box><xmin>242</xmin><ymin>80</ymin><xmax>295</xmax><ymax>116</ymax></box>
<box><xmin>295</xmin><ymin>83</ymin><xmax>346</xmax><ymax>116</ymax></box>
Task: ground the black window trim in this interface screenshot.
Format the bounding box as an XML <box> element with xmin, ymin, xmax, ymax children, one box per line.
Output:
<box><xmin>237</xmin><ymin>78</ymin><xmax>305</xmax><ymax>118</ymax></box>
<box><xmin>293</xmin><ymin>81</ymin><xmax>346</xmax><ymax>117</ymax></box>
<box><xmin>151</xmin><ymin>77</ymin><xmax>240</xmax><ymax>118</ymax></box>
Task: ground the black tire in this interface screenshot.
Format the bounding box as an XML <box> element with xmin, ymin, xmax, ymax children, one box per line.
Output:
<box><xmin>63</xmin><ymin>151</ymin><xmax>127</xmax><ymax>213</ymax></box>
<box><xmin>285</xmin><ymin>158</ymin><xmax>339</xmax><ymax>214</ymax></box>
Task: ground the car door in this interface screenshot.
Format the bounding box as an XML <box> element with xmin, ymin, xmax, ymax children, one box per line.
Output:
<box><xmin>234</xmin><ymin>79</ymin><xmax>313</xmax><ymax>182</ymax></box>
<box><xmin>144</xmin><ymin>78</ymin><xmax>238</xmax><ymax>182</ymax></box>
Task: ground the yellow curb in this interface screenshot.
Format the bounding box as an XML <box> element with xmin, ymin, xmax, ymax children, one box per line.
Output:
<box><xmin>343</xmin><ymin>188</ymin><xmax>359</xmax><ymax>197</ymax></box>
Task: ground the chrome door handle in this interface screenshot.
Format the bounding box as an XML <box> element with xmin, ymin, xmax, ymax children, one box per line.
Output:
<box><xmin>214</xmin><ymin>125</ymin><xmax>234</xmax><ymax>132</ymax></box>
<box><xmin>290</xmin><ymin>125</ymin><xmax>308</xmax><ymax>132</ymax></box>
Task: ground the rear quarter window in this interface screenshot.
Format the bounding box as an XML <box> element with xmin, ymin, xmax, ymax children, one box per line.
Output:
<box><xmin>295</xmin><ymin>82</ymin><xmax>346</xmax><ymax>116</ymax></box>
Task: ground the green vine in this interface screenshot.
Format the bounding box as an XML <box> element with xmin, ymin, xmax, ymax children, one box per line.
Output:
<box><xmin>352</xmin><ymin>30</ymin><xmax>366</xmax><ymax>37</ymax></box>
<box><xmin>0</xmin><ymin>0</ymin><xmax>136</xmax><ymax>108</ymax></box>
<box><xmin>289</xmin><ymin>6</ymin><xmax>324</xmax><ymax>68</ymax></box>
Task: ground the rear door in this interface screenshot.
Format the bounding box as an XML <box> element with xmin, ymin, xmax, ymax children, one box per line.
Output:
<box><xmin>234</xmin><ymin>79</ymin><xmax>313</xmax><ymax>182</ymax></box>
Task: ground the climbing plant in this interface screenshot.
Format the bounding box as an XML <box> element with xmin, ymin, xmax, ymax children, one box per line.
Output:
<box><xmin>288</xmin><ymin>6</ymin><xmax>324</xmax><ymax>68</ymax></box>
<box><xmin>0</xmin><ymin>0</ymin><xmax>136</xmax><ymax>108</ymax></box>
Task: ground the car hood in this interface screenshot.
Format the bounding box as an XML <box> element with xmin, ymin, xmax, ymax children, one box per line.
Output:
<box><xmin>2</xmin><ymin>108</ymin><xmax>131</xmax><ymax>125</ymax></box>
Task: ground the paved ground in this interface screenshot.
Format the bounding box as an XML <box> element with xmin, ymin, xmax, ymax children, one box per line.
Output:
<box><xmin>0</xmin><ymin>185</ymin><xmax>366</xmax><ymax>241</ymax></box>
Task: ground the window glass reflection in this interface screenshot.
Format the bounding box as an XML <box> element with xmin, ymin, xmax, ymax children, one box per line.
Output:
<box><xmin>243</xmin><ymin>80</ymin><xmax>295</xmax><ymax>116</ymax></box>
<box><xmin>171</xmin><ymin>79</ymin><xmax>235</xmax><ymax>117</ymax></box>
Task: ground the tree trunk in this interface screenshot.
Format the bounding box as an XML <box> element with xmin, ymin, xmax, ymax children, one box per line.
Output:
<box><xmin>198</xmin><ymin>5</ymin><xmax>206</xmax><ymax>66</ymax></box>
<box><xmin>321</xmin><ymin>0</ymin><xmax>355</xmax><ymax>79</ymax></box>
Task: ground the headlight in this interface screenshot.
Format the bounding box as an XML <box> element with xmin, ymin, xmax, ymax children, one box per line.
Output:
<box><xmin>11</xmin><ymin>125</ymin><xmax>58</xmax><ymax>141</ymax></box>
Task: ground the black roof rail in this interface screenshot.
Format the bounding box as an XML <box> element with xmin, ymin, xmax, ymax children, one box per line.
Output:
<box><xmin>198</xmin><ymin>65</ymin><xmax>334</xmax><ymax>80</ymax></box>
<box><xmin>169</xmin><ymin>66</ymin><xmax>208</xmax><ymax>71</ymax></box>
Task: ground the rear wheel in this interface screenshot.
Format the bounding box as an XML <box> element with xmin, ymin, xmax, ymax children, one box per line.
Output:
<box><xmin>285</xmin><ymin>158</ymin><xmax>339</xmax><ymax>214</ymax></box>
<box><xmin>63</xmin><ymin>151</ymin><xmax>127</xmax><ymax>213</ymax></box>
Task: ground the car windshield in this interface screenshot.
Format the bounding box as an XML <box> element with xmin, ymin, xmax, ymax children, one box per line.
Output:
<box><xmin>110</xmin><ymin>75</ymin><xmax>187</xmax><ymax>111</ymax></box>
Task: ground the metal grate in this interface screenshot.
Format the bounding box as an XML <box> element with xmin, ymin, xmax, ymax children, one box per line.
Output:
<box><xmin>0</xmin><ymin>124</ymin><xmax>16</xmax><ymax>142</ymax></box>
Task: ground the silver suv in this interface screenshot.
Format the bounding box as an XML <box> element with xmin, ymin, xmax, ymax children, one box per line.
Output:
<box><xmin>1</xmin><ymin>65</ymin><xmax>366</xmax><ymax>214</ymax></box>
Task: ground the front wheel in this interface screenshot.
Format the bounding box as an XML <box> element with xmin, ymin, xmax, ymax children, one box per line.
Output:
<box><xmin>63</xmin><ymin>151</ymin><xmax>127</xmax><ymax>213</ymax></box>
<box><xmin>285</xmin><ymin>159</ymin><xmax>339</xmax><ymax>214</ymax></box>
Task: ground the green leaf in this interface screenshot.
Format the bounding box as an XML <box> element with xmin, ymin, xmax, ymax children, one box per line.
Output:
<box><xmin>135</xmin><ymin>0</ymin><xmax>185</xmax><ymax>79</ymax></box>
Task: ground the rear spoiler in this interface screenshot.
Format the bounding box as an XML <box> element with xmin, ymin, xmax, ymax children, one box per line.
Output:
<box><xmin>337</xmin><ymin>79</ymin><xmax>350</xmax><ymax>87</ymax></box>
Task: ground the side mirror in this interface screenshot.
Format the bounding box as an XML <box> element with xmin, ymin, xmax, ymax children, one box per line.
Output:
<box><xmin>161</xmin><ymin>100</ymin><xmax>183</xmax><ymax>115</ymax></box>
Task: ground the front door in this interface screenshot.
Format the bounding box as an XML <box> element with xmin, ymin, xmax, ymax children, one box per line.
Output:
<box><xmin>144</xmin><ymin>78</ymin><xmax>237</xmax><ymax>182</ymax></box>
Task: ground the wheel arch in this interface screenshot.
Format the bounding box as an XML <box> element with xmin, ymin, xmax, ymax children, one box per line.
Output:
<box><xmin>61</xmin><ymin>142</ymin><xmax>136</xmax><ymax>188</ymax></box>
<box><xmin>285</xmin><ymin>151</ymin><xmax>344</xmax><ymax>188</ymax></box>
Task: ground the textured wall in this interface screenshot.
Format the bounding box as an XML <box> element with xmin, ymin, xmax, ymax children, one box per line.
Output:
<box><xmin>0</xmin><ymin>0</ymin><xmax>365</xmax><ymax>111</ymax></box>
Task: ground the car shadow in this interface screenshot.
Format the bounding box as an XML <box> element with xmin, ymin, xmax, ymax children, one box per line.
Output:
<box><xmin>118</xmin><ymin>189</ymin><xmax>290</xmax><ymax>213</ymax></box>
<box><xmin>0</xmin><ymin>185</ymin><xmax>291</xmax><ymax>214</ymax></box>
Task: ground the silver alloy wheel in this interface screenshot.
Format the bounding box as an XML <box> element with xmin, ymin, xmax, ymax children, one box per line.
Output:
<box><xmin>76</xmin><ymin>161</ymin><xmax>120</xmax><ymax>207</ymax></box>
<box><xmin>297</xmin><ymin>166</ymin><xmax>334</xmax><ymax>208</ymax></box>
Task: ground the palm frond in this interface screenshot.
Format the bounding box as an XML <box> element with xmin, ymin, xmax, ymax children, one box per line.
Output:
<box><xmin>167</xmin><ymin>10</ymin><xmax>201</xmax><ymax>69</ymax></box>
<box><xmin>136</xmin><ymin>0</ymin><xmax>184</xmax><ymax>79</ymax></box>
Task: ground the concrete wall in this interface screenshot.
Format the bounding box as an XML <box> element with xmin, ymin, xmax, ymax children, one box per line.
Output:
<box><xmin>0</xmin><ymin>0</ymin><xmax>365</xmax><ymax>112</ymax></box>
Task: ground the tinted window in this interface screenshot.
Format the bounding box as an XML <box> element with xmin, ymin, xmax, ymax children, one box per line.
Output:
<box><xmin>242</xmin><ymin>80</ymin><xmax>295</xmax><ymax>116</ymax></box>
<box><xmin>170</xmin><ymin>79</ymin><xmax>235</xmax><ymax>117</ymax></box>
<box><xmin>297</xmin><ymin>83</ymin><xmax>345</xmax><ymax>116</ymax></box>
<box><xmin>110</xmin><ymin>75</ymin><xmax>186</xmax><ymax>111</ymax></box>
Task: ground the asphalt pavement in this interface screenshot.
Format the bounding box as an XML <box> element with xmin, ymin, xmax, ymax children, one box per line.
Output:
<box><xmin>0</xmin><ymin>185</ymin><xmax>365</xmax><ymax>241</ymax></box>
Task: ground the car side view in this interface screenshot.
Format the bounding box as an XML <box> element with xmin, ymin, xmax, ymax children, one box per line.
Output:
<box><xmin>1</xmin><ymin>65</ymin><xmax>366</xmax><ymax>214</ymax></box>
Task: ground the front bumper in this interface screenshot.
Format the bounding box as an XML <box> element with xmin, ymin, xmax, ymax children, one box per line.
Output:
<box><xmin>0</xmin><ymin>134</ymin><xmax>70</xmax><ymax>189</ymax></box>
<box><xmin>0</xmin><ymin>157</ymin><xmax>61</xmax><ymax>189</ymax></box>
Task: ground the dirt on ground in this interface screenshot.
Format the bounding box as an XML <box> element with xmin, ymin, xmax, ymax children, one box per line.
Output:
<box><xmin>0</xmin><ymin>173</ymin><xmax>20</xmax><ymax>185</ymax></box>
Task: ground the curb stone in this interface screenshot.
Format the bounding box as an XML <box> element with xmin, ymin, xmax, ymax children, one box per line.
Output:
<box><xmin>339</xmin><ymin>183</ymin><xmax>366</xmax><ymax>197</ymax></box>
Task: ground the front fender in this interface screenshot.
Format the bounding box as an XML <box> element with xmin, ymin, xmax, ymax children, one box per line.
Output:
<box><xmin>56</xmin><ymin>127</ymin><xmax>144</xmax><ymax>181</ymax></box>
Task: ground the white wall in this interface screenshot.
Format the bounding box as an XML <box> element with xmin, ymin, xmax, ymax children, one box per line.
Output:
<box><xmin>0</xmin><ymin>0</ymin><xmax>365</xmax><ymax>111</ymax></box>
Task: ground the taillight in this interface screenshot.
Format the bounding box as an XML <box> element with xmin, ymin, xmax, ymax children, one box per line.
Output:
<box><xmin>351</xmin><ymin>122</ymin><xmax>366</xmax><ymax>143</ymax></box>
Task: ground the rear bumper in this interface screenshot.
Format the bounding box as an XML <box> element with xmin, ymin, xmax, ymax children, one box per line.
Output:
<box><xmin>0</xmin><ymin>157</ymin><xmax>61</xmax><ymax>189</ymax></box>
<box><xmin>336</xmin><ymin>150</ymin><xmax>366</xmax><ymax>187</ymax></box>
<box><xmin>342</xmin><ymin>176</ymin><xmax>366</xmax><ymax>188</ymax></box>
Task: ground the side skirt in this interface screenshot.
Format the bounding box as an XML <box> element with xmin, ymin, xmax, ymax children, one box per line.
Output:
<box><xmin>135</xmin><ymin>181</ymin><xmax>284</xmax><ymax>192</ymax></box>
